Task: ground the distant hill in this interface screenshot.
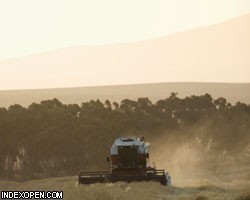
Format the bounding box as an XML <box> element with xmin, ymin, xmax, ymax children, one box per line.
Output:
<box><xmin>0</xmin><ymin>14</ymin><xmax>249</xmax><ymax>89</ymax></box>
<box><xmin>0</xmin><ymin>82</ymin><xmax>249</xmax><ymax>107</ymax></box>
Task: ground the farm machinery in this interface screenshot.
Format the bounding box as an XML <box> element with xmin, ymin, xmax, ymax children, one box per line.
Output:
<box><xmin>78</xmin><ymin>137</ymin><xmax>171</xmax><ymax>186</ymax></box>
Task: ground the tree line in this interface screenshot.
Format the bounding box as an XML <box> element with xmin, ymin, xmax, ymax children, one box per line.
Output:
<box><xmin>0</xmin><ymin>93</ymin><xmax>249</xmax><ymax>180</ymax></box>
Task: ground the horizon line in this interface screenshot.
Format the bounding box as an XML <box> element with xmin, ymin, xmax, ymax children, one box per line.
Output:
<box><xmin>1</xmin><ymin>81</ymin><xmax>250</xmax><ymax>92</ymax></box>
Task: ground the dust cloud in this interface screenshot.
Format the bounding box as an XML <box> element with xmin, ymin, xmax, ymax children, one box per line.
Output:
<box><xmin>150</xmin><ymin>125</ymin><xmax>250</xmax><ymax>187</ymax></box>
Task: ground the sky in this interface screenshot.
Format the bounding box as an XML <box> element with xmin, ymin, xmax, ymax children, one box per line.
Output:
<box><xmin>0</xmin><ymin>0</ymin><xmax>250</xmax><ymax>90</ymax></box>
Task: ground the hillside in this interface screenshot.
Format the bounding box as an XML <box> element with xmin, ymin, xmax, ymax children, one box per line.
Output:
<box><xmin>0</xmin><ymin>82</ymin><xmax>249</xmax><ymax>108</ymax></box>
<box><xmin>0</xmin><ymin>14</ymin><xmax>249</xmax><ymax>90</ymax></box>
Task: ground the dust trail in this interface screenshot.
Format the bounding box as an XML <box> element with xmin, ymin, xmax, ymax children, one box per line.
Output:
<box><xmin>148</xmin><ymin>124</ymin><xmax>250</xmax><ymax>187</ymax></box>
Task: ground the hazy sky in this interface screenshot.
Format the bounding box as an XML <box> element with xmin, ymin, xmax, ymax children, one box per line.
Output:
<box><xmin>0</xmin><ymin>0</ymin><xmax>249</xmax><ymax>90</ymax></box>
<box><xmin>0</xmin><ymin>0</ymin><xmax>250</xmax><ymax>60</ymax></box>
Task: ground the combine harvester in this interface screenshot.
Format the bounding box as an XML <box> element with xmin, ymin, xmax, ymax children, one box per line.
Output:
<box><xmin>79</xmin><ymin>137</ymin><xmax>171</xmax><ymax>186</ymax></box>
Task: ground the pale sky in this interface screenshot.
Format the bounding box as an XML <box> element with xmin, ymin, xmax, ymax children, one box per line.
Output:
<box><xmin>0</xmin><ymin>0</ymin><xmax>250</xmax><ymax>90</ymax></box>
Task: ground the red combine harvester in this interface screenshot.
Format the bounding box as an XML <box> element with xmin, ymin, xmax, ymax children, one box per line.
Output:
<box><xmin>78</xmin><ymin>137</ymin><xmax>171</xmax><ymax>186</ymax></box>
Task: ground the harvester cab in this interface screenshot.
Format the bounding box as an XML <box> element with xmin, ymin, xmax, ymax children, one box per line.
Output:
<box><xmin>79</xmin><ymin>137</ymin><xmax>171</xmax><ymax>186</ymax></box>
<box><xmin>110</xmin><ymin>138</ymin><xmax>150</xmax><ymax>170</ymax></box>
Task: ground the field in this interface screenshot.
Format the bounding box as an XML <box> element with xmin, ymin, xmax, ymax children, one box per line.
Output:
<box><xmin>1</xmin><ymin>176</ymin><xmax>250</xmax><ymax>200</ymax></box>
<box><xmin>1</xmin><ymin>151</ymin><xmax>250</xmax><ymax>200</ymax></box>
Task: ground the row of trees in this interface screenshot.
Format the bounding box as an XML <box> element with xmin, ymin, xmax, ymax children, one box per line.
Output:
<box><xmin>0</xmin><ymin>93</ymin><xmax>249</xmax><ymax>180</ymax></box>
